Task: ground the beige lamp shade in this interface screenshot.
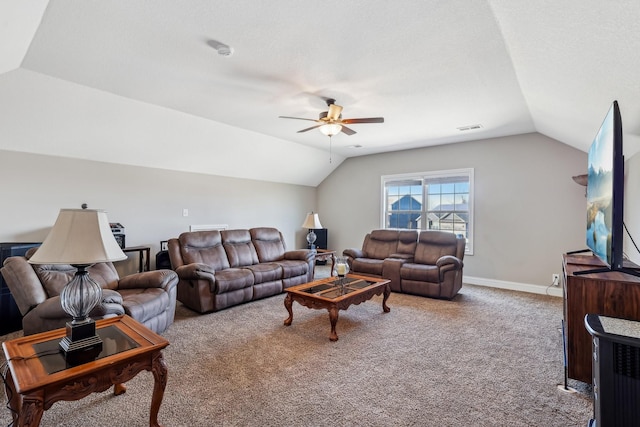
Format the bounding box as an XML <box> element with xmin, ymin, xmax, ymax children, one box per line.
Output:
<box><xmin>29</xmin><ymin>208</ymin><xmax>127</xmax><ymax>265</ymax></box>
<box><xmin>301</xmin><ymin>212</ymin><xmax>323</xmax><ymax>229</ymax></box>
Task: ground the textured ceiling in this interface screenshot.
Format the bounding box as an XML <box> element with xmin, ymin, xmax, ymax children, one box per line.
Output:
<box><xmin>1</xmin><ymin>0</ymin><xmax>640</xmax><ymax>186</ymax></box>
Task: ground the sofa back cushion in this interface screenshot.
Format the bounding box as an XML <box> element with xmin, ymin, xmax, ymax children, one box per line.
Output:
<box><xmin>363</xmin><ymin>229</ymin><xmax>399</xmax><ymax>260</ymax></box>
<box><xmin>414</xmin><ymin>231</ymin><xmax>460</xmax><ymax>265</ymax></box>
<box><xmin>397</xmin><ymin>230</ymin><xmax>419</xmax><ymax>255</ymax></box>
<box><xmin>26</xmin><ymin>247</ymin><xmax>120</xmax><ymax>297</ymax></box>
<box><xmin>250</xmin><ymin>227</ymin><xmax>286</xmax><ymax>262</ymax></box>
<box><xmin>222</xmin><ymin>229</ymin><xmax>259</xmax><ymax>267</ymax></box>
<box><xmin>31</xmin><ymin>263</ymin><xmax>120</xmax><ymax>297</ymax></box>
<box><xmin>178</xmin><ymin>230</ymin><xmax>230</xmax><ymax>270</ymax></box>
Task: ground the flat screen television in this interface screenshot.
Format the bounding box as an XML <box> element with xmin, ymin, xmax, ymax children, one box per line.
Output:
<box><xmin>576</xmin><ymin>100</ymin><xmax>640</xmax><ymax>276</ymax></box>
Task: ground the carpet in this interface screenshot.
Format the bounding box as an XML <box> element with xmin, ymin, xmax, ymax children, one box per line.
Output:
<box><xmin>0</xmin><ymin>271</ymin><xmax>593</xmax><ymax>426</ymax></box>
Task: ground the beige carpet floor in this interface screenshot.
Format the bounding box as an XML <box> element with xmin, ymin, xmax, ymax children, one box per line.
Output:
<box><xmin>1</xmin><ymin>270</ymin><xmax>593</xmax><ymax>426</ymax></box>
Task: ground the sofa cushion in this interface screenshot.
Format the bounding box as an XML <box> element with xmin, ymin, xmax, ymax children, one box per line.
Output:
<box><xmin>214</xmin><ymin>268</ymin><xmax>254</xmax><ymax>293</ymax></box>
<box><xmin>352</xmin><ymin>258</ymin><xmax>384</xmax><ymax>276</ymax></box>
<box><xmin>251</xmin><ymin>227</ymin><xmax>286</xmax><ymax>262</ymax></box>
<box><xmin>400</xmin><ymin>263</ymin><xmax>440</xmax><ymax>283</ymax></box>
<box><xmin>179</xmin><ymin>230</ymin><xmax>230</xmax><ymax>271</ymax></box>
<box><xmin>244</xmin><ymin>263</ymin><xmax>282</xmax><ymax>283</ymax></box>
<box><xmin>273</xmin><ymin>260</ymin><xmax>308</xmax><ymax>279</ymax></box>
<box><xmin>222</xmin><ymin>229</ymin><xmax>259</xmax><ymax>267</ymax></box>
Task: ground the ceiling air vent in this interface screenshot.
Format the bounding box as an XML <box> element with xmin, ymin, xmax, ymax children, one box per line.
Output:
<box><xmin>457</xmin><ymin>124</ymin><xmax>483</xmax><ymax>131</ymax></box>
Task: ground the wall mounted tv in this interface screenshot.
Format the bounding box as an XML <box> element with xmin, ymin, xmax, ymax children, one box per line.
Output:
<box><xmin>575</xmin><ymin>100</ymin><xmax>640</xmax><ymax>277</ymax></box>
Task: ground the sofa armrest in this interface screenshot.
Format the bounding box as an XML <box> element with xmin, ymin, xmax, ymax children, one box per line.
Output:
<box><xmin>284</xmin><ymin>249</ymin><xmax>315</xmax><ymax>263</ymax></box>
<box><xmin>1</xmin><ymin>257</ymin><xmax>49</xmax><ymax>315</ymax></box>
<box><xmin>436</xmin><ymin>255</ymin><xmax>462</xmax><ymax>270</ymax></box>
<box><xmin>117</xmin><ymin>269</ymin><xmax>178</xmax><ymax>292</ymax></box>
<box><xmin>343</xmin><ymin>248</ymin><xmax>364</xmax><ymax>259</ymax></box>
<box><xmin>174</xmin><ymin>263</ymin><xmax>216</xmax><ymax>282</ymax></box>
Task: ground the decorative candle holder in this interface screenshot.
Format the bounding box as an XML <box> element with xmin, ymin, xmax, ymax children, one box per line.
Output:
<box><xmin>334</xmin><ymin>256</ymin><xmax>349</xmax><ymax>291</ymax></box>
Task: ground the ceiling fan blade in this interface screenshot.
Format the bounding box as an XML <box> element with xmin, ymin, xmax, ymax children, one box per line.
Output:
<box><xmin>327</xmin><ymin>104</ymin><xmax>343</xmax><ymax>121</ymax></box>
<box><xmin>340</xmin><ymin>125</ymin><xmax>357</xmax><ymax>135</ymax></box>
<box><xmin>279</xmin><ymin>116</ymin><xmax>318</xmax><ymax>122</ymax></box>
<box><xmin>341</xmin><ymin>117</ymin><xmax>385</xmax><ymax>124</ymax></box>
<box><xmin>297</xmin><ymin>124</ymin><xmax>323</xmax><ymax>133</ymax></box>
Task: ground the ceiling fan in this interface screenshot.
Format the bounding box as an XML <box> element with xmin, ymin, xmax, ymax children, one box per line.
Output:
<box><xmin>279</xmin><ymin>98</ymin><xmax>384</xmax><ymax>136</ymax></box>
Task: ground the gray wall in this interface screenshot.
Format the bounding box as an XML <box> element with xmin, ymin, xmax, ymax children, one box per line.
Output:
<box><xmin>316</xmin><ymin>133</ymin><xmax>588</xmax><ymax>291</ymax></box>
<box><xmin>0</xmin><ymin>150</ymin><xmax>317</xmax><ymax>269</ymax></box>
<box><xmin>625</xmin><ymin>151</ymin><xmax>640</xmax><ymax>265</ymax></box>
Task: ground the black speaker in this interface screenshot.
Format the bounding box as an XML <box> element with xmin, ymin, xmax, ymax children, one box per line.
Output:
<box><xmin>1</xmin><ymin>242</ymin><xmax>41</xmax><ymax>334</ymax></box>
<box><xmin>308</xmin><ymin>228</ymin><xmax>328</xmax><ymax>250</ymax></box>
<box><xmin>156</xmin><ymin>250</ymin><xmax>171</xmax><ymax>270</ymax></box>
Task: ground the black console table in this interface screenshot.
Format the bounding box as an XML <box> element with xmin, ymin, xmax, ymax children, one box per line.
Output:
<box><xmin>585</xmin><ymin>314</ymin><xmax>640</xmax><ymax>427</ymax></box>
<box><xmin>122</xmin><ymin>246</ymin><xmax>151</xmax><ymax>272</ymax></box>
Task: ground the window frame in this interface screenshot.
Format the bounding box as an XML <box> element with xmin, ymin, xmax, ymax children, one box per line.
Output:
<box><xmin>380</xmin><ymin>168</ymin><xmax>474</xmax><ymax>255</ymax></box>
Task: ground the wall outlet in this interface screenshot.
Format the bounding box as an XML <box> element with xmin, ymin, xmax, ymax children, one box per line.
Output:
<box><xmin>552</xmin><ymin>274</ymin><xmax>560</xmax><ymax>287</ymax></box>
<box><xmin>182</xmin><ymin>208</ymin><xmax>189</xmax><ymax>217</ymax></box>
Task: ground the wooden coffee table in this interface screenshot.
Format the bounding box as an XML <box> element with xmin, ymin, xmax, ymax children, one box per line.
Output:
<box><xmin>284</xmin><ymin>273</ymin><xmax>391</xmax><ymax>341</ymax></box>
<box><xmin>2</xmin><ymin>315</ymin><xmax>169</xmax><ymax>427</ymax></box>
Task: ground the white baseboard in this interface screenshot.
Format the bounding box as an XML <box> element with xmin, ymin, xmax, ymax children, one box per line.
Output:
<box><xmin>464</xmin><ymin>275</ymin><xmax>563</xmax><ymax>298</ymax></box>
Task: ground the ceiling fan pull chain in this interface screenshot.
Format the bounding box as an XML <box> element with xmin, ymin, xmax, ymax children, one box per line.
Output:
<box><xmin>329</xmin><ymin>135</ymin><xmax>332</xmax><ymax>163</ymax></box>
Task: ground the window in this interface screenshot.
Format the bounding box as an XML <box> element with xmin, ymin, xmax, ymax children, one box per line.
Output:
<box><xmin>381</xmin><ymin>168</ymin><xmax>474</xmax><ymax>254</ymax></box>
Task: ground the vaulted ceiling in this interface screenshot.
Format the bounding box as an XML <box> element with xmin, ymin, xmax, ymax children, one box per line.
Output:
<box><xmin>2</xmin><ymin>1</ymin><xmax>640</xmax><ymax>186</ymax></box>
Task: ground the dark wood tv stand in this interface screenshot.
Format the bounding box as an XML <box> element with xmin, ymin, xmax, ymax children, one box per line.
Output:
<box><xmin>562</xmin><ymin>253</ymin><xmax>640</xmax><ymax>383</ymax></box>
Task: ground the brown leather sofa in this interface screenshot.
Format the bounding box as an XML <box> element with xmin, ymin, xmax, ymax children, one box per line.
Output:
<box><xmin>168</xmin><ymin>227</ymin><xmax>315</xmax><ymax>313</ymax></box>
<box><xmin>1</xmin><ymin>248</ymin><xmax>178</xmax><ymax>335</ymax></box>
<box><xmin>343</xmin><ymin>229</ymin><xmax>465</xmax><ymax>299</ymax></box>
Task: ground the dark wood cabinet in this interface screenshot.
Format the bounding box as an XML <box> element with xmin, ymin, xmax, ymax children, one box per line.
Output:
<box><xmin>562</xmin><ymin>254</ymin><xmax>640</xmax><ymax>383</ymax></box>
<box><xmin>0</xmin><ymin>242</ymin><xmax>41</xmax><ymax>335</ymax></box>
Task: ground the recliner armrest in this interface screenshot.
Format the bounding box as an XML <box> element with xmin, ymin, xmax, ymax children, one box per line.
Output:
<box><xmin>174</xmin><ymin>263</ymin><xmax>216</xmax><ymax>282</ymax></box>
<box><xmin>343</xmin><ymin>248</ymin><xmax>364</xmax><ymax>259</ymax></box>
<box><xmin>117</xmin><ymin>269</ymin><xmax>178</xmax><ymax>292</ymax></box>
<box><xmin>436</xmin><ymin>255</ymin><xmax>462</xmax><ymax>270</ymax></box>
<box><xmin>284</xmin><ymin>249</ymin><xmax>315</xmax><ymax>263</ymax></box>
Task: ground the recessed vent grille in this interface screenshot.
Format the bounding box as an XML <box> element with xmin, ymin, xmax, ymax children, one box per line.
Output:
<box><xmin>457</xmin><ymin>124</ymin><xmax>483</xmax><ymax>131</ymax></box>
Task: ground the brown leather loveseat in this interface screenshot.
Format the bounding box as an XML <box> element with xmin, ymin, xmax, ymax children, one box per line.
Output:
<box><xmin>168</xmin><ymin>227</ymin><xmax>315</xmax><ymax>313</ymax></box>
<box><xmin>343</xmin><ymin>229</ymin><xmax>465</xmax><ymax>299</ymax></box>
<box><xmin>1</xmin><ymin>248</ymin><xmax>178</xmax><ymax>335</ymax></box>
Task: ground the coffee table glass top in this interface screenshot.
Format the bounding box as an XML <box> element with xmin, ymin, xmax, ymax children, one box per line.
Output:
<box><xmin>298</xmin><ymin>276</ymin><xmax>378</xmax><ymax>299</ymax></box>
<box><xmin>32</xmin><ymin>325</ymin><xmax>139</xmax><ymax>374</ymax></box>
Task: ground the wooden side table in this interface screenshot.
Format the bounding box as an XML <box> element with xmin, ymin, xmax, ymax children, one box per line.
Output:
<box><xmin>314</xmin><ymin>249</ymin><xmax>336</xmax><ymax>276</ymax></box>
<box><xmin>2</xmin><ymin>315</ymin><xmax>169</xmax><ymax>427</ymax></box>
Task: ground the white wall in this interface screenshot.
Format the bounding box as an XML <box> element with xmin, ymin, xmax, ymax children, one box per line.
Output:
<box><xmin>0</xmin><ymin>150</ymin><xmax>317</xmax><ymax>268</ymax></box>
<box><xmin>624</xmin><ymin>151</ymin><xmax>640</xmax><ymax>265</ymax></box>
<box><xmin>316</xmin><ymin>133</ymin><xmax>587</xmax><ymax>292</ymax></box>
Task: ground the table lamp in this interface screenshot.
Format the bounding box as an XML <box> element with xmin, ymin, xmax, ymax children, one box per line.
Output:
<box><xmin>301</xmin><ymin>212</ymin><xmax>323</xmax><ymax>249</ymax></box>
<box><xmin>28</xmin><ymin>208</ymin><xmax>126</xmax><ymax>362</ymax></box>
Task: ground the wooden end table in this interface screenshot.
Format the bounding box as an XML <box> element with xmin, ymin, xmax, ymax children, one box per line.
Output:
<box><xmin>314</xmin><ymin>249</ymin><xmax>336</xmax><ymax>276</ymax></box>
<box><xmin>2</xmin><ymin>315</ymin><xmax>169</xmax><ymax>427</ymax></box>
<box><xmin>284</xmin><ymin>273</ymin><xmax>391</xmax><ymax>341</ymax></box>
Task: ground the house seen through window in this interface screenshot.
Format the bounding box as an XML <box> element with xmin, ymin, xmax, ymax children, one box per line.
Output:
<box><xmin>382</xmin><ymin>169</ymin><xmax>474</xmax><ymax>254</ymax></box>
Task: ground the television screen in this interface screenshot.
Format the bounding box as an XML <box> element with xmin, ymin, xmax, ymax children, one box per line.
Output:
<box><xmin>585</xmin><ymin>101</ymin><xmax>624</xmax><ymax>269</ymax></box>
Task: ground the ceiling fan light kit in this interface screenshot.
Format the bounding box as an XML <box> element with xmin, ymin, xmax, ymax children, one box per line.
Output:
<box><xmin>319</xmin><ymin>123</ymin><xmax>342</xmax><ymax>136</ymax></box>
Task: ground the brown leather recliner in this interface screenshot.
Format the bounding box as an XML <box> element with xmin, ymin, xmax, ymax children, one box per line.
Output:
<box><xmin>343</xmin><ymin>229</ymin><xmax>418</xmax><ymax>290</ymax></box>
<box><xmin>1</xmin><ymin>248</ymin><xmax>178</xmax><ymax>335</ymax></box>
<box><xmin>399</xmin><ymin>231</ymin><xmax>465</xmax><ymax>299</ymax></box>
<box><xmin>343</xmin><ymin>229</ymin><xmax>465</xmax><ymax>299</ymax></box>
<box><xmin>168</xmin><ymin>227</ymin><xmax>315</xmax><ymax>314</ymax></box>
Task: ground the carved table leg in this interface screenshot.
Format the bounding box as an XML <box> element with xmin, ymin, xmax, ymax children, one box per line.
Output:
<box><xmin>149</xmin><ymin>351</ymin><xmax>168</xmax><ymax>427</ymax></box>
<box><xmin>283</xmin><ymin>294</ymin><xmax>294</xmax><ymax>326</ymax></box>
<box><xmin>114</xmin><ymin>383</ymin><xmax>127</xmax><ymax>395</ymax></box>
<box><xmin>382</xmin><ymin>283</ymin><xmax>391</xmax><ymax>313</ymax></box>
<box><xmin>4</xmin><ymin>368</ymin><xmax>21</xmax><ymax>425</ymax></box>
<box><xmin>328</xmin><ymin>306</ymin><xmax>339</xmax><ymax>341</ymax></box>
<box><xmin>19</xmin><ymin>393</ymin><xmax>45</xmax><ymax>427</ymax></box>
